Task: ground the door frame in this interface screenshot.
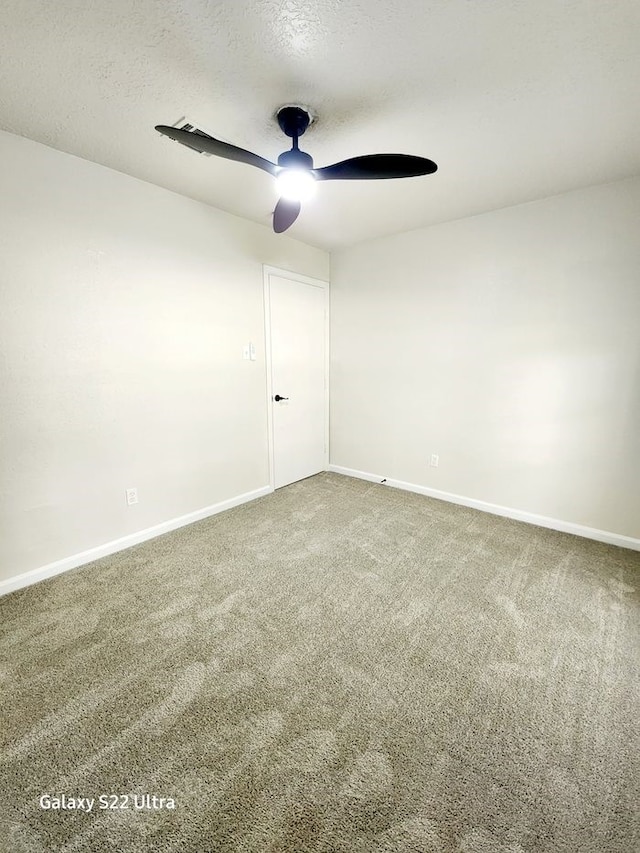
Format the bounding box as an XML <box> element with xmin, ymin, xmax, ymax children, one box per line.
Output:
<box><xmin>263</xmin><ymin>265</ymin><xmax>330</xmax><ymax>490</ymax></box>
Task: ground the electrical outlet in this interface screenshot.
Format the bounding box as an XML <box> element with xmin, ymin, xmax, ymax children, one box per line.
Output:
<box><xmin>430</xmin><ymin>454</ymin><xmax>439</xmax><ymax>468</ymax></box>
<box><xmin>126</xmin><ymin>488</ymin><xmax>138</xmax><ymax>506</ymax></box>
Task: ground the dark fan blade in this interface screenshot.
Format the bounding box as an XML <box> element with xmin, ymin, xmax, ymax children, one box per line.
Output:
<box><xmin>314</xmin><ymin>153</ymin><xmax>437</xmax><ymax>181</ymax></box>
<box><xmin>273</xmin><ymin>198</ymin><xmax>301</xmax><ymax>233</ymax></box>
<box><xmin>155</xmin><ymin>125</ymin><xmax>278</xmax><ymax>176</ymax></box>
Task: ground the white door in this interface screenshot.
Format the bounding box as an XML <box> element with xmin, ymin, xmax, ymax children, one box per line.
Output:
<box><xmin>265</xmin><ymin>269</ymin><xmax>328</xmax><ymax>489</ymax></box>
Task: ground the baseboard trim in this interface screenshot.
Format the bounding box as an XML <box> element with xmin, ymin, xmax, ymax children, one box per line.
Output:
<box><xmin>327</xmin><ymin>465</ymin><xmax>640</xmax><ymax>551</ymax></box>
<box><xmin>0</xmin><ymin>485</ymin><xmax>274</xmax><ymax>597</ymax></box>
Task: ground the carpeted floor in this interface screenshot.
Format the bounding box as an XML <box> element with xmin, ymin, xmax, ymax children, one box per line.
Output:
<box><xmin>1</xmin><ymin>472</ymin><xmax>639</xmax><ymax>853</ymax></box>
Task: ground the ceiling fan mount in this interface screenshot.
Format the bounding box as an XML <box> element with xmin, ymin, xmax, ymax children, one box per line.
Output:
<box><xmin>276</xmin><ymin>105</ymin><xmax>313</xmax><ymax>140</ymax></box>
<box><xmin>155</xmin><ymin>103</ymin><xmax>437</xmax><ymax>234</ymax></box>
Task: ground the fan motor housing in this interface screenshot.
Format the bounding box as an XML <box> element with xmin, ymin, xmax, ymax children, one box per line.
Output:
<box><xmin>277</xmin><ymin>149</ymin><xmax>313</xmax><ymax>169</ymax></box>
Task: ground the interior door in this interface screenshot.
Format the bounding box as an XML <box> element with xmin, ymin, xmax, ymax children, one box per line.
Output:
<box><xmin>266</xmin><ymin>270</ymin><xmax>328</xmax><ymax>489</ymax></box>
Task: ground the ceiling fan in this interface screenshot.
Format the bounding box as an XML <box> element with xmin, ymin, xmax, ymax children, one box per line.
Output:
<box><xmin>155</xmin><ymin>106</ymin><xmax>438</xmax><ymax>234</ymax></box>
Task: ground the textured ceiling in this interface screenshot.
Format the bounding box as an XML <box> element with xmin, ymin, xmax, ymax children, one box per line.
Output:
<box><xmin>1</xmin><ymin>0</ymin><xmax>639</xmax><ymax>250</ymax></box>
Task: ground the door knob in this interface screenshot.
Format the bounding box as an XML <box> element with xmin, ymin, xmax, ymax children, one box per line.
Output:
<box><xmin>274</xmin><ymin>394</ymin><xmax>289</xmax><ymax>401</ymax></box>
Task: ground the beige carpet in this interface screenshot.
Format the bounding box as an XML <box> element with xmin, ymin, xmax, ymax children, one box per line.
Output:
<box><xmin>1</xmin><ymin>472</ymin><xmax>638</xmax><ymax>853</ymax></box>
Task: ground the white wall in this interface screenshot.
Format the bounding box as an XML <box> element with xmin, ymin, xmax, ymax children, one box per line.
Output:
<box><xmin>0</xmin><ymin>130</ymin><xmax>329</xmax><ymax>585</ymax></box>
<box><xmin>330</xmin><ymin>177</ymin><xmax>640</xmax><ymax>541</ymax></box>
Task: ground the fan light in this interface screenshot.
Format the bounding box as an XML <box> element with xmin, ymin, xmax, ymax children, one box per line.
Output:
<box><xmin>276</xmin><ymin>168</ymin><xmax>316</xmax><ymax>202</ymax></box>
